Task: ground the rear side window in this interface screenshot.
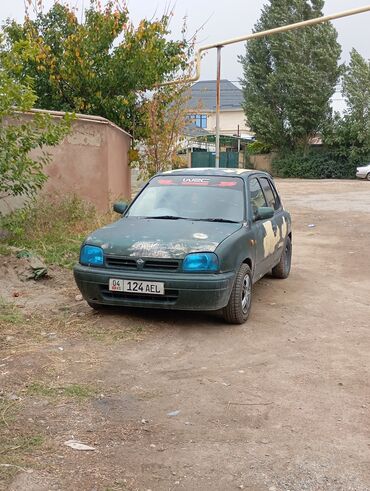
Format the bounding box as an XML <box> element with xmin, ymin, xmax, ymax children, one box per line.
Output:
<box><xmin>260</xmin><ymin>177</ymin><xmax>279</xmax><ymax>210</ymax></box>
<box><xmin>249</xmin><ymin>178</ymin><xmax>267</xmax><ymax>215</ymax></box>
<box><xmin>269</xmin><ymin>180</ymin><xmax>282</xmax><ymax>209</ymax></box>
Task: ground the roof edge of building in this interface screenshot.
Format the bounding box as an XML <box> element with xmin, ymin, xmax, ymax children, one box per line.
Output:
<box><xmin>19</xmin><ymin>108</ymin><xmax>132</xmax><ymax>138</ymax></box>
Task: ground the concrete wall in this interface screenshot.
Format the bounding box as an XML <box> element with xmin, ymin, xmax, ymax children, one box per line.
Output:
<box><xmin>1</xmin><ymin>111</ymin><xmax>132</xmax><ymax>214</ymax></box>
<box><xmin>249</xmin><ymin>153</ymin><xmax>275</xmax><ymax>173</ymax></box>
<box><xmin>106</xmin><ymin>122</ymin><xmax>131</xmax><ymax>203</ymax></box>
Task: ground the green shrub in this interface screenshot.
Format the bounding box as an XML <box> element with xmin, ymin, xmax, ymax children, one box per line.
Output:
<box><xmin>246</xmin><ymin>140</ymin><xmax>272</xmax><ymax>155</ymax></box>
<box><xmin>272</xmin><ymin>150</ymin><xmax>361</xmax><ymax>179</ymax></box>
<box><xmin>0</xmin><ymin>195</ymin><xmax>99</xmax><ymax>267</ymax></box>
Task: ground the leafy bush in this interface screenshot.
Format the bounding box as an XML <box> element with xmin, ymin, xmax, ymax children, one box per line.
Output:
<box><xmin>0</xmin><ymin>31</ymin><xmax>72</xmax><ymax>202</ymax></box>
<box><xmin>0</xmin><ymin>195</ymin><xmax>103</xmax><ymax>267</ymax></box>
<box><xmin>272</xmin><ymin>150</ymin><xmax>362</xmax><ymax>179</ymax></box>
<box><xmin>246</xmin><ymin>140</ymin><xmax>272</xmax><ymax>155</ymax></box>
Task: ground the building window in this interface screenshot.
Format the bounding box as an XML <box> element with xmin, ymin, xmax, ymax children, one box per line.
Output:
<box><xmin>190</xmin><ymin>114</ymin><xmax>207</xmax><ymax>128</ymax></box>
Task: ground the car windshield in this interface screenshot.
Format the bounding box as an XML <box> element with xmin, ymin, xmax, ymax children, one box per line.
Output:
<box><xmin>127</xmin><ymin>175</ymin><xmax>245</xmax><ymax>222</ymax></box>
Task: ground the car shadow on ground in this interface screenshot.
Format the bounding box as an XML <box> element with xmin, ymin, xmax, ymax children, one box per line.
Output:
<box><xmin>86</xmin><ymin>278</ymin><xmax>274</xmax><ymax>332</ymax></box>
<box><xmin>95</xmin><ymin>305</ymin><xmax>229</xmax><ymax>329</ymax></box>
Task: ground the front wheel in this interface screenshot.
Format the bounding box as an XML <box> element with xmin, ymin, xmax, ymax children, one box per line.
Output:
<box><xmin>272</xmin><ymin>236</ymin><xmax>292</xmax><ymax>279</ymax></box>
<box><xmin>366</xmin><ymin>173</ymin><xmax>370</xmax><ymax>181</ymax></box>
<box><xmin>223</xmin><ymin>264</ymin><xmax>252</xmax><ymax>324</ymax></box>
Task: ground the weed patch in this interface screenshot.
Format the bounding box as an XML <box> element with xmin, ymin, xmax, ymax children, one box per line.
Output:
<box><xmin>0</xmin><ymin>195</ymin><xmax>114</xmax><ymax>268</ymax></box>
<box><xmin>0</xmin><ymin>400</ymin><xmax>19</xmax><ymax>428</ymax></box>
<box><xmin>0</xmin><ymin>244</ymin><xmax>11</xmax><ymax>256</ymax></box>
<box><xmin>0</xmin><ymin>434</ymin><xmax>44</xmax><ymax>456</ymax></box>
<box><xmin>0</xmin><ymin>431</ymin><xmax>44</xmax><ymax>483</ymax></box>
<box><xmin>0</xmin><ymin>298</ymin><xmax>23</xmax><ymax>325</ymax></box>
<box><xmin>26</xmin><ymin>382</ymin><xmax>97</xmax><ymax>400</ymax></box>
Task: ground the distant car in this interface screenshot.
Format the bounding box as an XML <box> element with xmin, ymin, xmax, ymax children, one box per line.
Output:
<box><xmin>356</xmin><ymin>163</ymin><xmax>370</xmax><ymax>180</ymax></box>
<box><xmin>74</xmin><ymin>168</ymin><xmax>292</xmax><ymax>324</ymax></box>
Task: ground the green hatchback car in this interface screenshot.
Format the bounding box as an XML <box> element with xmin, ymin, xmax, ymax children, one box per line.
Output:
<box><xmin>74</xmin><ymin>168</ymin><xmax>292</xmax><ymax>324</ymax></box>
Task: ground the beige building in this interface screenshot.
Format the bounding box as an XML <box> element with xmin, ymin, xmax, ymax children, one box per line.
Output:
<box><xmin>1</xmin><ymin>110</ymin><xmax>132</xmax><ymax>214</ymax></box>
<box><xmin>186</xmin><ymin>80</ymin><xmax>254</xmax><ymax>139</ymax></box>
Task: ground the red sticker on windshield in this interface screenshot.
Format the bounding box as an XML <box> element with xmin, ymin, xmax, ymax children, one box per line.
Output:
<box><xmin>218</xmin><ymin>181</ymin><xmax>237</xmax><ymax>187</ymax></box>
<box><xmin>158</xmin><ymin>179</ymin><xmax>175</xmax><ymax>185</ymax></box>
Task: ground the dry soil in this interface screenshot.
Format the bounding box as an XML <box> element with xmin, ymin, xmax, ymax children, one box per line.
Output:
<box><xmin>1</xmin><ymin>179</ymin><xmax>370</xmax><ymax>491</ymax></box>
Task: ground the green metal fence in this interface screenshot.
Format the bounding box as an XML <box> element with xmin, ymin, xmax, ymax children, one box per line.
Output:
<box><xmin>191</xmin><ymin>151</ymin><xmax>239</xmax><ymax>168</ymax></box>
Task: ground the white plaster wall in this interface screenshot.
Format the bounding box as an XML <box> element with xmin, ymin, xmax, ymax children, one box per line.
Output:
<box><xmin>204</xmin><ymin>110</ymin><xmax>253</xmax><ymax>137</ymax></box>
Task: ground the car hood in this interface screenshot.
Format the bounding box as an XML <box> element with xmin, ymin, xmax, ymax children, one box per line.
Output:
<box><xmin>85</xmin><ymin>217</ymin><xmax>242</xmax><ymax>259</ymax></box>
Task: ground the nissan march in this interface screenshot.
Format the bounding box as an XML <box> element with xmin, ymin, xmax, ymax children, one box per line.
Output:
<box><xmin>74</xmin><ymin>168</ymin><xmax>292</xmax><ymax>324</ymax></box>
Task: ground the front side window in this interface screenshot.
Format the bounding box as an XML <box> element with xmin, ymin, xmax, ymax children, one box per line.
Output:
<box><xmin>260</xmin><ymin>177</ymin><xmax>277</xmax><ymax>210</ymax></box>
<box><xmin>249</xmin><ymin>178</ymin><xmax>267</xmax><ymax>216</ymax></box>
<box><xmin>127</xmin><ymin>175</ymin><xmax>245</xmax><ymax>222</ymax></box>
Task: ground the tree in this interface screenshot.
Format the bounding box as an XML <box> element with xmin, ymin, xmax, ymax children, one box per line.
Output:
<box><xmin>4</xmin><ymin>2</ymin><xmax>190</xmax><ymax>138</ymax></box>
<box><xmin>133</xmin><ymin>83</ymin><xmax>190</xmax><ymax>180</ymax></box>
<box><xmin>240</xmin><ymin>0</ymin><xmax>341</xmax><ymax>151</ymax></box>
<box><xmin>324</xmin><ymin>49</ymin><xmax>370</xmax><ymax>163</ymax></box>
<box><xmin>0</xmin><ymin>33</ymin><xmax>71</xmax><ymax>203</ymax></box>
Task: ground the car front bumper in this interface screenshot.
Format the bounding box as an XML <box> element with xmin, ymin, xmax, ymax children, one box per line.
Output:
<box><xmin>356</xmin><ymin>170</ymin><xmax>368</xmax><ymax>178</ymax></box>
<box><xmin>73</xmin><ymin>264</ymin><xmax>235</xmax><ymax>311</ymax></box>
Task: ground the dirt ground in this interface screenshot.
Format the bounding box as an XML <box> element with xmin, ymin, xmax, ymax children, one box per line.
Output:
<box><xmin>1</xmin><ymin>179</ymin><xmax>370</xmax><ymax>491</ymax></box>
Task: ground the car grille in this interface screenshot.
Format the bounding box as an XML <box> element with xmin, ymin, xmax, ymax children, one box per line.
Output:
<box><xmin>105</xmin><ymin>257</ymin><xmax>137</xmax><ymax>269</ymax></box>
<box><xmin>105</xmin><ymin>256</ymin><xmax>180</xmax><ymax>272</ymax></box>
<box><xmin>100</xmin><ymin>287</ymin><xmax>179</xmax><ymax>304</ymax></box>
<box><xmin>143</xmin><ymin>260</ymin><xmax>179</xmax><ymax>271</ymax></box>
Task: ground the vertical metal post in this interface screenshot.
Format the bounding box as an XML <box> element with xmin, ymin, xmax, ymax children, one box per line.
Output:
<box><xmin>215</xmin><ymin>46</ymin><xmax>222</xmax><ymax>168</ymax></box>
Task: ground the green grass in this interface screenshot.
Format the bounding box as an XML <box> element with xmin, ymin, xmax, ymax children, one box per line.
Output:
<box><xmin>0</xmin><ymin>399</ymin><xmax>44</xmax><ymax>483</ymax></box>
<box><xmin>26</xmin><ymin>382</ymin><xmax>97</xmax><ymax>400</ymax></box>
<box><xmin>0</xmin><ymin>195</ymin><xmax>110</xmax><ymax>268</ymax></box>
<box><xmin>1</xmin><ymin>434</ymin><xmax>44</xmax><ymax>454</ymax></box>
<box><xmin>0</xmin><ymin>399</ymin><xmax>19</xmax><ymax>428</ymax></box>
<box><xmin>0</xmin><ymin>433</ymin><xmax>44</xmax><ymax>482</ymax></box>
<box><xmin>0</xmin><ymin>298</ymin><xmax>24</xmax><ymax>325</ymax></box>
<box><xmin>0</xmin><ymin>244</ymin><xmax>12</xmax><ymax>256</ymax></box>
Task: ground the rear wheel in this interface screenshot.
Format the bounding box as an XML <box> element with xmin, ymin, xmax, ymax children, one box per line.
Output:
<box><xmin>272</xmin><ymin>236</ymin><xmax>292</xmax><ymax>279</ymax></box>
<box><xmin>223</xmin><ymin>264</ymin><xmax>252</xmax><ymax>324</ymax></box>
<box><xmin>367</xmin><ymin>173</ymin><xmax>370</xmax><ymax>181</ymax></box>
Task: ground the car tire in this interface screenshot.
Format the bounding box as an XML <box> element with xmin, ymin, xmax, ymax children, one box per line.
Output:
<box><xmin>272</xmin><ymin>236</ymin><xmax>292</xmax><ymax>279</ymax></box>
<box><xmin>223</xmin><ymin>263</ymin><xmax>252</xmax><ymax>325</ymax></box>
<box><xmin>367</xmin><ymin>173</ymin><xmax>370</xmax><ymax>181</ymax></box>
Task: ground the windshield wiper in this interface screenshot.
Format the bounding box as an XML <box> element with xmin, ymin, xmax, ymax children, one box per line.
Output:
<box><xmin>144</xmin><ymin>216</ymin><xmax>239</xmax><ymax>223</ymax></box>
<box><xmin>201</xmin><ymin>217</ymin><xmax>240</xmax><ymax>223</ymax></box>
<box><xmin>146</xmin><ymin>215</ymin><xmax>185</xmax><ymax>220</ymax></box>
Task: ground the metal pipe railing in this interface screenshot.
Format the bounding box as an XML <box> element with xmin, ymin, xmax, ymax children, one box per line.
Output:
<box><xmin>162</xmin><ymin>5</ymin><xmax>370</xmax><ymax>87</ymax></box>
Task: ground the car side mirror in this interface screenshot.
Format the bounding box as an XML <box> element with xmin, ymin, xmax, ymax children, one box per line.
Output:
<box><xmin>254</xmin><ymin>206</ymin><xmax>274</xmax><ymax>221</ymax></box>
<box><xmin>113</xmin><ymin>202</ymin><xmax>128</xmax><ymax>215</ymax></box>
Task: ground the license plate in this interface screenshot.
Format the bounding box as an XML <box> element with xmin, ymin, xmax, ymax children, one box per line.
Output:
<box><xmin>109</xmin><ymin>279</ymin><xmax>164</xmax><ymax>295</ymax></box>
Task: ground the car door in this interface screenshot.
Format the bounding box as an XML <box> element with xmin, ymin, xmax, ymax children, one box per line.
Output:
<box><xmin>248</xmin><ymin>176</ymin><xmax>274</xmax><ymax>280</ymax></box>
<box><xmin>259</xmin><ymin>177</ymin><xmax>287</xmax><ymax>266</ymax></box>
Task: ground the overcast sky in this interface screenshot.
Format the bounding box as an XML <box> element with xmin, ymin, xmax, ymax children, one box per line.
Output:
<box><xmin>1</xmin><ymin>0</ymin><xmax>369</xmax><ymax>108</ymax></box>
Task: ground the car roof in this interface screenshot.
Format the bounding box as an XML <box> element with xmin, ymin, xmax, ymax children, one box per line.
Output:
<box><xmin>158</xmin><ymin>167</ymin><xmax>270</xmax><ymax>179</ymax></box>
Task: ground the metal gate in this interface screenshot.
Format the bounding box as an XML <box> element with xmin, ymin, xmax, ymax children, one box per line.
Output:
<box><xmin>191</xmin><ymin>151</ymin><xmax>239</xmax><ymax>168</ymax></box>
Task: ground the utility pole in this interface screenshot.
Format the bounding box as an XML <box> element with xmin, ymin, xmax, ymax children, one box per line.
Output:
<box><xmin>215</xmin><ymin>46</ymin><xmax>222</xmax><ymax>168</ymax></box>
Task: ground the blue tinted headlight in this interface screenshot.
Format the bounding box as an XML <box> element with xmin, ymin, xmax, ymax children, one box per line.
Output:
<box><xmin>80</xmin><ymin>245</ymin><xmax>104</xmax><ymax>266</ymax></box>
<box><xmin>182</xmin><ymin>252</ymin><xmax>219</xmax><ymax>272</ymax></box>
